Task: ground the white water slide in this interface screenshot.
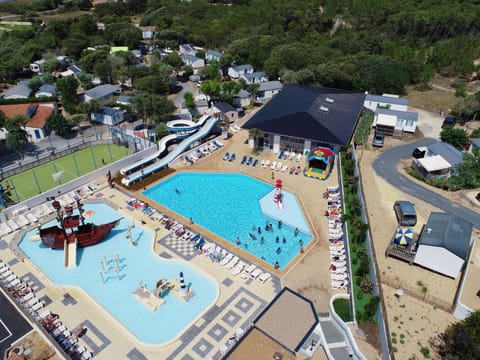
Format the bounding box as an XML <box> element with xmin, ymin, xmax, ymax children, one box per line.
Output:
<box><xmin>121</xmin><ymin>115</ymin><xmax>220</xmax><ymax>186</ymax></box>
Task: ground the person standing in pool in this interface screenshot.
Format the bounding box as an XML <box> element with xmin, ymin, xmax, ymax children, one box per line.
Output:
<box><xmin>282</xmin><ymin>237</ymin><xmax>286</xmax><ymax>244</ymax></box>
<box><xmin>175</xmin><ymin>188</ymin><xmax>180</xmax><ymax>194</ymax></box>
<box><xmin>276</xmin><ymin>236</ymin><xmax>279</xmax><ymax>243</ymax></box>
<box><xmin>278</xmin><ymin>220</ymin><xmax>282</xmax><ymax>229</ymax></box>
<box><xmin>274</xmin><ymin>262</ymin><xmax>280</xmax><ymax>270</ymax></box>
<box><xmin>236</xmin><ymin>237</ymin><xmax>241</xmax><ymax>245</ymax></box>
<box><xmin>260</xmin><ymin>236</ymin><xmax>264</xmax><ymax>244</ymax></box>
<box><xmin>294</xmin><ymin>227</ymin><xmax>299</xmax><ymax>236</ymax></box>
<box><xmin>276</xmin><ymin>247</ymin><xmax>281</xmax><ymax>254</ymax></box>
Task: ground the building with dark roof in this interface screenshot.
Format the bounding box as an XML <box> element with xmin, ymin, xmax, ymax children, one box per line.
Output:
<box><xmin>225</xmin><ymin>288</ymin><xmax>322</xmax><ymax>359</ymax></box>
<box><xmin>91</xmin><ymin>106</ymin><xmax>124</xmax><ymax>126</ymax></box>
<box><xmin>414</xmin><ymin>212</ymin><xmax>473</xmax><ymax>278</ymax></box>
<box><xmin>2</xmin><ymin>80</ymin><xmax>31</xmax><ymax>100</ymax></box>
<box><xmin>84</xmin><ymin>84</ymin><xmax>121</xmax><ymax>102</ymax></box>
<box><xmin>427</xmin><ymin>141</ymin><xmax>464</xmax><ymax>172</ymax></box>
<box><xmin>214</xmin><ymin>102</ymin><xmax>238</xmax><ymax>124</ymax></box>
<box><xmin>242</xmin><ymin>84</ymin><xmax>366</xmax><ymax>154</ymax></box>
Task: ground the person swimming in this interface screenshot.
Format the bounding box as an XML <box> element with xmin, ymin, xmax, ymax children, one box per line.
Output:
<box><xmin>282</xmin><ymin>237</ymin><xmax>286</xmax><ymax>244</ymax></box>
<box><xmin>294</xmin><ymin>227</ymin><xmax>299</xmax><ymax>236</ymax></box>
<box><xmin>175</xmin><ymin>188</ymin><xmax>180</xmax><ymax>194</ymax></box>
<box><xmin>276</xmin><ymin>236</ymin><xmax>279</xmax><ymax>243</ymax></box>
<box><xmin>276</xmin><ymin>247</ymin><xmax>281</xmax><ymax>254</ymax></box>
<box><xmin>260</xmin><ymin>236</ymin><xmax>264</xmax><ymax>244</ymax></box>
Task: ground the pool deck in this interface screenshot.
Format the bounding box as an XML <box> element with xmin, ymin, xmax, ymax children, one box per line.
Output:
<box><xmin>0</xmin><ymin>127</ymin><xmax>370</xmax><ymax>359</ymax></box>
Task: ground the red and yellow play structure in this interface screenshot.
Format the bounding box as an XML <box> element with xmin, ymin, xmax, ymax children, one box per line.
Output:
<box><xmin>303</xmin><ymin>147</ymin><xmax>335</xmax><ymax>180</ymax></box>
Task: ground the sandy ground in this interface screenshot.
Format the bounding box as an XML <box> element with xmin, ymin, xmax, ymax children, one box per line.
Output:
<box><xmin>358</xmin><ymin>135</ymin><xmax>480</xmax><ymax>360</ymax></box>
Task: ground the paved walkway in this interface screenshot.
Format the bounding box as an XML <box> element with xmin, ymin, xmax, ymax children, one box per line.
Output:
<box><xmin>373</xmin><ymin>138</ymin><xmax>480</xmax><ymax>228</ymax></box>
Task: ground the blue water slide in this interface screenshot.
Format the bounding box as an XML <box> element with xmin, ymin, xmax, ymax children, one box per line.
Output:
<box><xmin>121</xmin><ymin>115</ymin><xmax>220</xmax><ymax>186</ymax></box>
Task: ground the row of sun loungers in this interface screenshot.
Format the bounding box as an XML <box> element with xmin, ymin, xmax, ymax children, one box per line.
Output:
<box><xmin>240</xmin><ymin>155</ymin><xmax>259</xmax><ymax>167</ymax></box>
<box><xmin>1</xmin><ymin>260</ymin><xmax>93</xmax><ymax>359</ymax></box>
<box><xmin>183</xmin><ymin>140</ymin><xmax>223</xmax><ymax>165</ymax></box>
<box><xmin>201</xmin><ymin>244</ymin><xmax>272</xmax><ymax>284</ymax></box>
<box><xmin>326</xmin><ymin>186</ymin><xmax>348</xmax><ymax>290</ymax></box>
<box><xmin>222</xmin><ymin>152</ymin><xmax>236</xmax><ymax>162</ymax></box>
<box><xmin>278</xmin><ymin>150</ymin><xmax>304</xmax><ymax>162</ymax></box>
<box><xmin>260</xmin><ymin>160</ymin><xmax>302</xmax><ymax>174</ymax></box>
<box><xmin>229</xmin><ymin>124</ymin><xmax>243</xmax><ymax>133</ymax></box>
<box><xmin>0</xmin><ymin>182</ymin><xmax>99</xmax><ymax>236</ymax></box>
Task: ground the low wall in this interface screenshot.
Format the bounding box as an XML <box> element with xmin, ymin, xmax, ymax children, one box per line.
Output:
<box><xmin>329</xmin><ymin>294</ymin><xmax>368</xmax><ymax>360</ymax></box>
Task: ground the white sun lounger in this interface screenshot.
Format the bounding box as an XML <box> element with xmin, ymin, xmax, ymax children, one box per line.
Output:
<box><xmin>0</xmin><ymin>222</ymin><xmax>13</xmax><ymax>234</ymax></box>
<box><xmin>26</xmin><ymin>212</ymin><xmax>38</xmax><ymax>223</ymax></box>
<box><xmin>258</xmin><ymin>272</ymin><xmax>271</xmax><ymax>283</ymax></box>
<box><xmin>331</xmin><ymin>280</ymin><xmax>349</xmax><ymax>289</ymax></box>
<box><xmin>1</xmin><ymin>270</ymin><xmax>13</xmax><ymax>278</ymax></box>
<box><xmin>331</xmin><ymin>273</ymin><xmax>348</xmax><ymax>281</ymax></box>
<box><xmin>281</xmin><ymin>165</ymin><xmax>288</xmax><ymax>172</ymax></box>
<box><xmin>7</xmin><ymin>219</ymin><xmax>20</xmax><ymax>231</ymax></box>
<box><xmin>20</xmin><ymin>292</ymin><xmax>35</xmax><ymax>304</ymax></box>
<box><xmin>220</xmin><ymin>253</ymin><xmax>233</xmax><ymax>266</ymax></box>
<box><xmin>275</xmin><ymin>162</ymin><xmax>282</xmax><ymax>171</ymax></box>
<box><xmin>331</xmin><ymin>266</ymin><xmax>347</xmax><ymax>274</ymax></box>
<box><xmin>232</xmin><ymin>262</ymin><xmax>245</xmax><ymax>276</ymax></box>
<box><xmin>289</xmin><ymin>152</ymin><xmax>296</xmax><ymax>160</ymax></box>
<box><xmin>331</xmin><ymin>261</ymin><xmax>346</xmax><ymax>267</ymax></box>
<box><xmin>270</xmin><ymin>161</ymin><xmax>277</xmax><ymax>170</ymax></box>
<box><xmin>244</xmin><ymin>264</ymin><xmax>256</xmax><ymax>275</ymax></box>
<box><xmin>250</xmin><ymin>268</ymin><xmax>262</xmax><ymax>280</ymax></box>
<box><xmin>29</xmin><ymin>301</ymin><xmax>44</xmax><ymax>314</ymax></box>
<box><xmin>6</xmin><ymin>278</ymin><xmax>21</xmax><ymax>289</ymax></box>
<box><xmin>226</xmin><ymin>256</ymin><xmax>239</xmax><ymax>269</ymax></box>
<box><xmin>3</xmin><ymin>274</ymin><xmax>17</xmax><ymax>284</ymax></box>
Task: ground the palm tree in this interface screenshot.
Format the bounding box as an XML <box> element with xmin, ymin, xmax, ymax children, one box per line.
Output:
<box><xmin>249</xmin><ymin>128</ymin><xmax>263</xmax><ymax>149</ymax></box>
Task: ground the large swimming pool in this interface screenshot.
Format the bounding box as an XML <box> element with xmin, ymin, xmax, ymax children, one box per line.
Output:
<box><xmin>143</xmin><ymin>173</ymin><xmax>312</xmax><ymax>269</ymax></box>
<box><xmin>19</xmin><ymin>203</ymin><xmax>218</xmax><ymax>345</ymax></box>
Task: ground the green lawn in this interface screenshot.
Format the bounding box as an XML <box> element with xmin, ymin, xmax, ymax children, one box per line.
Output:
<box><xmin>333</xmin><ymin>298</ymin><xmax>352</xmax><ymax>322</ymax></box>
<box><xmin>1</xmin><ymin>144</ymin><xmax>131</xmax><ymax>203</ymax></box>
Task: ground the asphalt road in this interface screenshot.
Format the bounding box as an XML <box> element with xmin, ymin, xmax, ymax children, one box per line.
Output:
<box><xmin>372</xmin><ymin>138</ymin><xmax>480</xmax><ymax>228</ymax></box>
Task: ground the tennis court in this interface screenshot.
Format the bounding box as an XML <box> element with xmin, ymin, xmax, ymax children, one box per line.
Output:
<box><xmin>1</xmin><ymin>144</ymin><xmax>131</xmax><ymax>203</ymax></box>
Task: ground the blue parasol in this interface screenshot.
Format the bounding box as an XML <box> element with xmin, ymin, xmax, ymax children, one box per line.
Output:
<box><xmin>394</xmin><ymin>227</ymin><xmax>414</xmax><ymax>245</ymax></box>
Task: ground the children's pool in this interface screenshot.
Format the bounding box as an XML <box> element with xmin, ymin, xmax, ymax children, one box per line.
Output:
<box><xmin>19</xmin><ymin>202</ymin><xmax>218</xmax><ymax>345</ymax></box>
<box><xmin>143</xmin><ymin>172</ymin><xmax>312</xmax><ymax>269</ymax></box>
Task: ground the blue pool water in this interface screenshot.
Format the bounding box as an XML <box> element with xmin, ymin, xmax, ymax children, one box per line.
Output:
<box><xmin>19</xmin><ymin>203</ymin><xmax>218</xmax><ymax>345</ymax></box>
<box><xmin>143</xmin><ymin>173</ymin><xmax>312</xmax><ymax>269</ymax></box>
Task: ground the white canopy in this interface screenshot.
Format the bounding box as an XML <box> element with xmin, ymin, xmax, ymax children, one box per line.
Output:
<box><xmin>417</xmin><ymin>155</ymin><xmax>451</xmax><ymax>172</ymax></box>
<box><xmin>376</xmin><ymin>113</ymin><xmax>397</xmax><ymax>127</ymax></box>
<box><xmin>414</xmin><ymin>245</ymin><xmax>464</xmax><ymax>278</ymax></box>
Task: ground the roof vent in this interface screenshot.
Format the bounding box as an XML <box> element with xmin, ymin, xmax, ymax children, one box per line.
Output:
<box><xmin>426</xmin><ymin>228</ymin><xmax>432</xmax><ymax>234</ymax></box>
<box><xmin>319</xmin><ymin>106</ymin><xmax>329</xmax><ymax>113</ymax></box>
<box><xmin>273</xmin><ymin>352</ymin><xmax>283</xmax><ymax>360</ymax></box>
<box><xmin>325</xmin><ymin>97</ymin><xmax>334</xmax><ymax>103</ymax></box>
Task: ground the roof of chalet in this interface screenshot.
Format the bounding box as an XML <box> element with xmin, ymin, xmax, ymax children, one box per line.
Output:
<box><xmin>375</xmin><ymin>107</ymin><xmax>418</xmax><ymax>121</ymax></box>
<box><xmin>95</xmin><ymin>106</ymin><xmax>122</xmax><ymax>116</ymax></box>
<box><xmin>427</xmin><ymin>141</ymin><xmax>464</xmax><ymax>168</ymax></box>
<box><xmin>0</xmin><ymin>103</ymin><xmax>55</xmax><ymax>129</ymax></box>
<box><xmin>365</xmin><ymin>94</ymin><xmax>409</xmax><ymax>106</ymax></box>
<box><xmin>36</xmin><ymin>84</ymin><xmax>56</xmax><ymax>96</ymax></box>
<box><xmin>258</xmin><ymin>80</ymin><xmax>283</xmax><ymax>92</ymax></box>
<box><xmin>85</xmin><ymin>84</ymin><xmax>121</xmax><ymax>100</ymax></box>
<box><xmin>231</xmin><ymin>64</ymin><xmax>253</xmax><ymax>72</ymax></box>
<box><xmin>3</xmin><ymin>80</ymin><xmax>31</xmax><ymax>99</ymax></box>
<box><xmin>243</xmin><ymin>84</ymin><xmax>365</xmax><ymax>146</ymax></box>
<box><xmin>214</xmin><ymin>102</ymin><xmax>236</xmax><ymax>113</ymax></box>
<box><xmin>242</xmin><ymin>71</ymin><xmax>267</xmax><ymax>80</ymax></box>
<box><xmin>235</xmin><ymin>89</ymin><xmax>250</xmax><ymax>99</ymax></box>
<box><xmin>414</xmin><ymin>212</ymin><xmax>473</xmax><ymax>278</ymax></box>
<box><xmin>182</xmin><ymin>54</ymin><xmax>201</xmax><ymax>62</ymax></box>
<box><xmin>206</xmin><ymin>49</ymin><xmax>222</xmax><ymax>58</ymax></box>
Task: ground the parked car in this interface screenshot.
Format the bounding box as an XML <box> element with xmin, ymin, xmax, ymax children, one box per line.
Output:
<box><xmin>412</xmin><ymin>146</ymin><xmax>428</xmax><ymax>159</ymax></box>
<box><xmin>441</xmin><ymin>116</ymin><xmax>456</xmax><ymax>128</ymax></box>
<box><xmin>393</xmin><ymin>200</ymin><xmax>417</xmax><ymax>226</ymax></box>
<box><xmin>372</xmin><ymin>132</ymin><xmax>385</xmax><ymax>147</ymax></box>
